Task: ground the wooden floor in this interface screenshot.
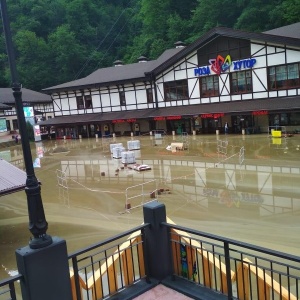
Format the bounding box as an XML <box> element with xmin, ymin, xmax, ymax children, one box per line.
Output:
<box><xmin>133</xmin><ymin>284</ymin><xmax>193</xmax><ymax>300</ymax></box>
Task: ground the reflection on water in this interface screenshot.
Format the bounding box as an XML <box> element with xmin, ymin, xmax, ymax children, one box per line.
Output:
<box><xmin>1</xmin><ymin>134</ymin><xmax>300</xmax><ymax>280</ymax></box>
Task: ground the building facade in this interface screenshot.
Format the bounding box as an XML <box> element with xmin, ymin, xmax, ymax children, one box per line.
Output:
<box><xmin>0</xmin><ymin>88</ymin><xmax>54</xmax><ymax>137</ymax></box>
<box><xmin>40</xmin><ymin>23</ymin><xmax>300</xmax><ymax>138</ymax></box>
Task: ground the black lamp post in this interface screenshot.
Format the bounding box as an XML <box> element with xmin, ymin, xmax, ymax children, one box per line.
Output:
<box><xmin>0</xmin><ymin>0</ymin><xmax>52</xmax><ymax>249</ymax></box>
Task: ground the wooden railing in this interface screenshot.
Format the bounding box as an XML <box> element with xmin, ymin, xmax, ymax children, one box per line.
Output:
<box><xmin>69</xmin><ymin>217</ymin><xmax>299</xmax><ymax>300</ymax></box>
<box><xmin>166</xmin><ymin>217</ymin><xmax>299</xmax><ymax>300</ymax></box>
<box><xmin>69</xmin><ymin>224</ymin><xmax>148</xmax><ymax>300</ymax></box>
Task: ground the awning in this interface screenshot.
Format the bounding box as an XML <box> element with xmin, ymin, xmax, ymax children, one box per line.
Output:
<box><xmin>0</xmin><ymin>159</ymin><xmax>26</xmax><ymax>196</ymax></box>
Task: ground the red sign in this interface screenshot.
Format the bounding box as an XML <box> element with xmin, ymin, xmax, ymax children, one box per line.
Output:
<box><xmin>154</xmin><ymin>116</ymin><xmax>182</xmax><ymax>121</ymax></box>
<box><xmin>166</xmin><ymin>116</ymin><xmax>181</xmax><ymax>120</ymax></box>
<box><xmin>252</xmin><ymin>110</ymin><xmax>268</xmax><ymax>116</ymax></box>
<box><xmin>201</xmin><ymin>113</ymin><xmax>224</xmax><ymax>119</ymax></box>
<box><xmin>112</xmin><ymin>119</ymin><xmax>125</xmax><ymax>123</ymax></box>
<box><xmin>112</xmin><ymin>118</ymin><xmax>137</xmax><ymax>123</ymax></box>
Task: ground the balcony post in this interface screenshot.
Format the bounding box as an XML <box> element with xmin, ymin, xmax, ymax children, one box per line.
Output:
<box><xmin>143</xmin><ymin>201</ymin><xmax>172</xmax><ymax>281</ymax></box>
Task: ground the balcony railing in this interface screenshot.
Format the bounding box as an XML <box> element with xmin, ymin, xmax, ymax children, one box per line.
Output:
<box><xmin>0</xmin><ymin>274</ymin><xmax>23</xmax><ymax>300</ymax></box>
<box><xmin>68</xmin><ymin>224</ymin><xmax>149</xmax><ymax>300</ymax></box>
<box><xmin>163</xmin><ymin>218</ymin><xmax>300</xmax><ymax>300</ymax></box>
<box><xmin>2</xmin><ymin>202</ymin><xmax>300</xmax><ymax>300</ymax></box>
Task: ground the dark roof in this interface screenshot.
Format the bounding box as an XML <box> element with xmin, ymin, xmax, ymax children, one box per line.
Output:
<box><xmin>43</xmin><ymin>24</ymin><xmax>300</xmax><ymax>94</ymax></box>
<box><xmin>263</xmin><ymin>22</ymin><xmax>300</xmax><ymax>39</ymax></box>
<box><xmin>0</xmin><ymin>159</ymin><xmax>26</xmax><ymax>196</ymax></box>
<box><xmin>38</xmin><ymin>96</ymin><xmax>300</xmax><ymax>126</ymax></box>
<box><xmin>151</xmin><ymin>26</ymin><xmax>300</xmax><ymax>76</ymax></box>
<box><xmin>42</xmin><ymin>48</ymin><xmax>184</xmax><ymax>93</ymax></box>
<box><xmin>0</xmin><ymin>103</ymin><xmax>12</xmax><ymax>110</ymax></box>
<box><xmin>0</xmin><ymin>88</ymin><xmax>52</xmax><ymax>104</ymax></box>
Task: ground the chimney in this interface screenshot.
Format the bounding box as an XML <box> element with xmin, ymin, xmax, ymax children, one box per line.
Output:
<box><xmin>174</xmin><ymin>41</ymin><xmax>186</xmax><ymax>48</ymax></box>
<box><xmin>137</xmin><ymin>56</ymin><xmax>148</xmax><ymax>63</ymax></box>
<box><xmin>113</xmin><ymin>60</ymin><xmax>124</xmax><ymax>66</ymax></box>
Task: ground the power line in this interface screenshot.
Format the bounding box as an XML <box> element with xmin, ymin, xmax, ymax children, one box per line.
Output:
<box><xmin>74</xmin><ymin>0</ymin><xmax>136</xmax><ymax>80</ymax></box>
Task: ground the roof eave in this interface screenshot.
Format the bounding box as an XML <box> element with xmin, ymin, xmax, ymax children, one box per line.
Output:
<box><xmin>43</xmin><ymin>76</ymin><xmax>152</xmax><ymax>94</ymax></box>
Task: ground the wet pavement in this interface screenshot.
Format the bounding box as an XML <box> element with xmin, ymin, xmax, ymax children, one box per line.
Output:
<box><xmin>1</xmin><ymin>133</ymin><xmax>300</xmax><ymax>281</ymax></box>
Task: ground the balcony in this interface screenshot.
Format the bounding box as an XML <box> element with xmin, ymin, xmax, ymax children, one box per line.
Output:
<box><xmin>2</xmin><ymin>201</ymin><xmax>299</xmax><ymax>300</ymax></box>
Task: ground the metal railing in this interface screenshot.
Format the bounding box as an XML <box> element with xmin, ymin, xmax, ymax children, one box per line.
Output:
<box><xmin>0</xmin><ymin>274</ymin><xmax>23</xmax><ymax>300</ymax></box>
<box><xmin>163</xmin><ymin>219</ymin><xmax>300</xmax><ymax>300</ymax></box>
<box><xmin>68</xmin><ymin>224</ymin><xmax>149</xmax><ymax>300</ymax></box>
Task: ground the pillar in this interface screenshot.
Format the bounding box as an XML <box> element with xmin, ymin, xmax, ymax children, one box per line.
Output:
<box><xmin>16</xmin><ymin>237</ymin><xmax>72</xmax><ymax>300</ymax></box>
<box><xmin>143</xmin><ymin>202</ymin><xmax>172</xmax><ymax>281</ymax></box>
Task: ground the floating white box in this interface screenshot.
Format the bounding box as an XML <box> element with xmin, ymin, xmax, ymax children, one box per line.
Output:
<box><xmin>121</xmin><ymin>151</ymin><xmax>136</xmax><ymax>164</ymax></box>
<box><xmin>112</xmin><ymin>146</ymin><xmax>125</xmax><ymax>158</ymax></box>
<box><xmin>154</xmin><ymin>133</ymin><xmax>162</xmax><ymax>139</ymax></box>
<box><xmin>127</xmin><ymin>140</ymin><xmax>140</xmax><ymax>150</ymax></box>
<box><xmin>110</xmin><ymin>143</ymin><xmax>123</xmax><ymax>153</ymax></box>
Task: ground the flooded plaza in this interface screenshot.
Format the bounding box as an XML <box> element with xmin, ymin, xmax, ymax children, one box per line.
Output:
<box><xmin>1</xmin><ymin>133</ymin><xmax>300</xmax><ymax>281</ymax></box>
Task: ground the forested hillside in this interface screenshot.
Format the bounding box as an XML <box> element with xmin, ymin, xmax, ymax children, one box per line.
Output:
<box><xmin>0</xmin><ymin>0</ymin><xmax>299</xmax><ymax>91</ymax></box>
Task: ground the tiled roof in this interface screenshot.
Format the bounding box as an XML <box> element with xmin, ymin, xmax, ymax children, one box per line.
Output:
<box><xmin>0</xmin><ymin>88</ymin><xmax>52</xmax><ymax>104</ymax></box>
<box><xmin>0</xmin><ymin>159</ymin><xmax>26</xmax><ymax>196</ymax></box>
<box><xmin>38</xmin><ymin>96</ymin><xmax>300</xmax><ymax>126</ymax></box>
<box><xmin>42</xmin><ymin>48</ymin><xmax>184</xmax><ymax>93</ymax></box>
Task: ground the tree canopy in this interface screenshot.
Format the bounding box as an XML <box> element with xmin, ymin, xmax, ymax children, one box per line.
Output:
<box><xmin>0</xmin><ymin>0</ymin><xmax>298</xmax><ymax>91</ymax></box>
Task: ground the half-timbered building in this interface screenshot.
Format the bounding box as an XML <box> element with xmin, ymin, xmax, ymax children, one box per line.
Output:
<box><xmin>40</xmin><ymin>23</ymin><xmax>300</xmax><ymax>138</ymax></box>
<box><xmin>0</xmin><ymin>88</ymin><xmax>53</xmax><ymax>137</ymax></box>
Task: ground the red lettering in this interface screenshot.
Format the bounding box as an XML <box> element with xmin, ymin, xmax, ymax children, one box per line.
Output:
<box><xmin>201</xmin><ymin>113</ymin><xmax>224</xmax><ymax>119</ymax></box>
<box><xmin>252</xmin><ymin>110</ymin><xmax>268</xmax><ymax>116</ymax></box>
<box><xmin>166</xmin><ymin>116</ymin><xmax>181</xmax><ymax>120</ymax></box>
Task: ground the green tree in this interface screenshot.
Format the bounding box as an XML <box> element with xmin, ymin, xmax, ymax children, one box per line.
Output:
<box><xmin>48</xmin><ymin>24</ymin><xmax>85</xmax><ymax>83</ymax></box>
<box><xmin>14</xmin><ymin>30</ymin><xmax>52</xmax><ymax>91</ymax></box>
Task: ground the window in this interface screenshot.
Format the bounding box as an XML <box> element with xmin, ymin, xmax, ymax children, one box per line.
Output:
<box><xmin>231</xmin><ymin>71</ymin><xmax>252</xmax><ymax>94</ymax></box>
<box><xmin>76</xmin><ymin>96</ymin><xmax>84</xmax><ymax>109</ymax></box>
<box><xmin>164</xmin><ymin>80</ymin><xmax>189</xmax><ymax>101</ymax></box>
<box><xmin>12</xmin><ymin>119</ymin><xmax>18</xmax><ymax>130</ymax></box>
<box><xmin>268</xmin><ymin>63</ymin><xmax>300</xmax><ymax>90</ymax></box>
<box><xmin>76</xmin><ymin>95</ymin><xmax>93</xmax><ymax>109</ymax></box>
<box><xmin>146</xmin><ymin>88</ymin><xmax>153</xmax><ymax>103</ymax></box>
<box><xmin>119</xmin><ymin>91</ymin><xmax>126</xmax><ymax>106</ymax></box>
<box><xmin>84</xmin><ymin>95</ymin><xmax>93</xmax><ymax>109</ymax></box>
<box><xmin>200</xmin><ymin>75</ymin><xmax>219</xmax><ymax>97</ymax></box>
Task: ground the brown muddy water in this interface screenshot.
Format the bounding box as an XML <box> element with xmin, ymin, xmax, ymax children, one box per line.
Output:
<box><xmin>1</xmin><ymin>133</ymin><xmax>300</xmax><ymax>280</ymax></box>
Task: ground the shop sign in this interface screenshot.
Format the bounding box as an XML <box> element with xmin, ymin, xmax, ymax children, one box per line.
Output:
<box><xmin>201</xmin><ymin>113</ymin><xmax>224</xmax><ymax>119</ymax></box>
<box><xmin>112</xmin><ymin>118</ymin><xmax>137</xmax><ymax>123</ymax></box>
<box><xmin>194</xmin><ymin>54</ymin><xmax>256</xmax><ymax>76</ymax></box>
<box><xmin>252</xmin><ymin>110</ymin><xmax>268</xmax><ymax>116</ymax></box>
<box><xmin>154</xmin><ymin>116</ymin><xmax>182</xmax><ymax>121</ymax></box>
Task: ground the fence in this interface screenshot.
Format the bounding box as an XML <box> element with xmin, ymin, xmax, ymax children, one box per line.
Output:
<box><xmin>68</xmin><ymin>224</ymin><xmax>149</xmax><ymax>300</ymax></box>
<box><xmin>163</xmin><ymin>218</ymin><xmax>300</xmax><ymax>300</ymax></box>
<box><xmin>0</xmin><ymin>274</ymin><xmax>23</xmax><ymax>300</ymax></box>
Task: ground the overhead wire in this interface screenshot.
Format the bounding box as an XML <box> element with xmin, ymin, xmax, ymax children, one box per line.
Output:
<box><xmin>73</xmin><ymin>0</ymin><xmax>136</xmax><ymax>80</ymax></box>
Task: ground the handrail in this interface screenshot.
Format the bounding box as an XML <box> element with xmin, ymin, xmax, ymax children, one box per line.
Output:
<box><xmin>0</xmin><ymin>273</ymin><xmax>23</xmax><ymax>300</ymax></box>
<box><xmin>162</xmin><ymin>221</ymin><xmax>300</xmax><ymax>263</ymax></box>
<box><xmin>69</xmin><ymin>223</ymin><xmax>149</xmax><ymax>300</ymax></box>
<box><xmin>163</xmin><ymin>218</ymin><xmax>299</xmax><ymax>300</ymax></box>
<box><xmin>68</xmin><ymin>224</ymin><xmax>149</xmax><ymax>258</ymax></box>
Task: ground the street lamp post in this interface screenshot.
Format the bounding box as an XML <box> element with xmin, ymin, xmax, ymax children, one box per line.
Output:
<box><xmin>0</xmin><ymin>0</ymin><xmax>52</xmax><ymax>249</ymax></box>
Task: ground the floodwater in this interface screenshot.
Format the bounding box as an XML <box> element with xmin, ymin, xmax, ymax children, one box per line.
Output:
<box><xmin>1</xmin><ymin>133</ymin><xmax>300</xmax><ymax>281</ymax></box>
